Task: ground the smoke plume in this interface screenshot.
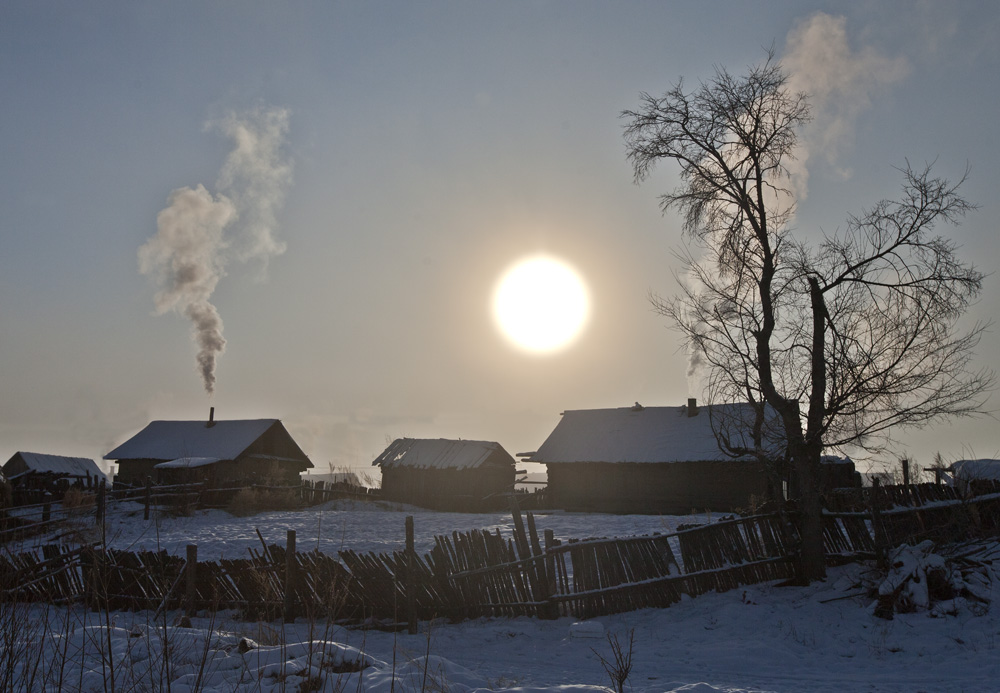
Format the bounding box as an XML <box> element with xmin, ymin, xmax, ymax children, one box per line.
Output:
<box><xmin>138</xmin><ymin>106</ymin><xmax>292</xmax><ymax>395</ymax></box>
<box><xmin>782</xmin><ymin>13</ymin><xmax>908</xmax><ymax>198</ymax></box>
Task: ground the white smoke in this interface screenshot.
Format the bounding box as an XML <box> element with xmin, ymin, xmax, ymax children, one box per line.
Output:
<box><xmin>675</xmin><ymin>259</ymin><xmax>711</xmax><ymax>398</ymax></box>
<box><xmin>782</xmin><ymin>12</ymin><xmax>909</xmax><ymax>198</ymax></box>
<box><xmin>213</xmin><ymin>106</ymin><xmax>292</xmax><ymax>267</ymax></box>
<box><xmin>138</xmin><ymin>106</ymin><xmax>292</xmax><ymax>395</ymax></box>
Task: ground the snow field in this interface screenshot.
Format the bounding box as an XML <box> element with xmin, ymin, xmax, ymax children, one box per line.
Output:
<box><xmin>6</xmin><ymin>500</ymin><xmax>1000</xmax><ymax>691</ymax></box>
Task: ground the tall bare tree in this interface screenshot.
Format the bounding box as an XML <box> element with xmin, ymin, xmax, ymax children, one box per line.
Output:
<box><xmin>623</xmin><ymin>54</ymin><xmax>992</xmax><ymax>581</ymax></box>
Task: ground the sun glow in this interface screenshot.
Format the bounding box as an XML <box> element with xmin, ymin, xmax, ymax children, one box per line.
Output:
<box><xmin>492</xmin><ymin>255</ymin><xmax>589</xmax><ymax>354</ymax></box>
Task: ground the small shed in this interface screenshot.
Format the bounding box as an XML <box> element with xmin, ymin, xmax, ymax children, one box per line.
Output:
<box><xmin>373</xmin><ymin>438</ymin><xmax>516</xmax><ymax>512</ymax></box>
<box><xmin>105</xmin><ymin>414</ymin><xmax>312</xmax><ymax>488</ymax></box>
<box><xmin>2</xmin><ymin>452</ymin><xmax>104</xmax><ymax>498</ymax></box>
<box><xmin>527</xmin><ymin>401</ymin><xmax>786</xmax><ymax>514</ymax></box>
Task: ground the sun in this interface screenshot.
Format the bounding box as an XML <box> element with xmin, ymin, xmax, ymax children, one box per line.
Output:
<box><xmin>492</xmin><ymin>255</ymin><xmax>589</xmax><ymax>354</ymax></box>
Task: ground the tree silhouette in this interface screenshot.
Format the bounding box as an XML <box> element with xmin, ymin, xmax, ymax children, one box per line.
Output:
<box><xmin>623</xmin><ymin>53</ymin><xmax>992</xmax><ymax>580</ymax></box>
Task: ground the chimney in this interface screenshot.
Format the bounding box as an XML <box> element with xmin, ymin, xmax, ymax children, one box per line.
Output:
<box><xmin>687</xmin><ymin>398</ymin><xmax>698</xmax><ymax>417</ymax></box>
<box><xmin>207</xmin><ymin>406</ymin><xmax>216</xmax><ymax>428</ymax></box>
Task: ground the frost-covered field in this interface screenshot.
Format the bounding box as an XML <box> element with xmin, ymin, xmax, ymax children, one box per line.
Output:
<box><xmin>91</xmin><ymin>498</ymin><xmax>705</xmax><ymax>559</ymax></box>
<box><xmin>7</xmin><ymin>500</ymin><xmax>1000</xmax><ymax>692</ymax></box>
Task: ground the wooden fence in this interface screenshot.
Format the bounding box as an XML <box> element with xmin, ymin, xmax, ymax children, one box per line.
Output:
<box><xmin>4</xmin><ymin>484</ymin><xmax>1000</xmax><ymax>625</ymax></box>
<box><xmin>0</xmin><ymin>509</ymin><xmax>799</xmax><ymax>623</ymax></box>
<box><xmin>0</xmin><ymin>479</ymin><xmax>379</xmax><ymax>543</ymax></box>
<box><xmin>822</xmin><ymin>488</ymin><xmax>1000</xmax><ymax>560</ymax></box>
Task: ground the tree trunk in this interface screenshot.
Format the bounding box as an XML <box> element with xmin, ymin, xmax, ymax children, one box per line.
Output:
<box><xmin>792</xmin><ymin>445</ymin><xmax>826</xmax><ymax>581</ymax></box>
<box><xmin>796</xmin><ymin>276</ymin><xmax>829</xmax><ymax>582</ymax></box>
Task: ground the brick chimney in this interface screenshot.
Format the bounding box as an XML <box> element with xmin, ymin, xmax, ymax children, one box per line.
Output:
<box><xmin>687</xmin><ymin>398</ymin><xmax>698</xmax><ymax>417</ymax></box>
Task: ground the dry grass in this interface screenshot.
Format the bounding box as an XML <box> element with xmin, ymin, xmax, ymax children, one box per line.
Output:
<box><xmin>227</xmin><ymin>488</ymin><xmax>303</xmax><ymax>517</ymax></box>
<box><xmin>61</xmin><ymin>487</ymin><xmax>95</xmax><ymax>515</ymax></box>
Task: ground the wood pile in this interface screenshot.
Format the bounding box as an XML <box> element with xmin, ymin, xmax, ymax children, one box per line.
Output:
<box><xmin>872</xmin><ymin>539</ymin><xmax>997</xmax><ymax>619</ymax></box>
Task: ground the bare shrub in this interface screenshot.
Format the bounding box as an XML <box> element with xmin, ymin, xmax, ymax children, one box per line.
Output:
<box><xmin>61</xmin><ymin>487</ymin><xmax>95</xmax><ymax>515</ymax></box>
<box><xmin>592</xmin><ymin>629</ymin><xmax>635</xmax><ymax>693</ymax></box>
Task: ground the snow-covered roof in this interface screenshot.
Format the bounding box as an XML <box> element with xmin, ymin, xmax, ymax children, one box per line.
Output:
<box><xmin>950</xmin><ymin>459</ymin><xmax>1000</xmax><ymax>482</ymax></box>
<box><xmin>105</xmin><ymin>419</ymin><xmax>285</xmax><ymax>462</ymax></box>
<box><xmin>373</xmin><ymin>438</ymin><xmax>514</xmax><ymax>471</ymax></box>
<box><xmin>529</xmin><ymin>402</ymin><xmax>785</xmax><ymax>464</ymax></box>
<box><xmin>154</xmin><ymin>457</ymin><xmax>223</xmax><ymax>469</ymax></box>
<box><xmin>3</xmin><ymin>452</ymin><xmax>103</xmax><ymax>478</ymax></box>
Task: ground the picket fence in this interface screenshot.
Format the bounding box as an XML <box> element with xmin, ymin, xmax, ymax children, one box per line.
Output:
<box><xmin>3</xmin><ymin>484</ymin><xmax>1000</xmax><ymax>626</ymax></box>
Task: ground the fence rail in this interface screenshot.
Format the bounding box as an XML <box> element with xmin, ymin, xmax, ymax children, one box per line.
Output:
<box><xmin>4</xmin><ymin>483</ymin><xmax>1000</xmax><ymax>624</ymax></box>
<box><xmin>1</xmin><ymin>510</ymin><xmax>797</xmax><ymax>622</ymax></box>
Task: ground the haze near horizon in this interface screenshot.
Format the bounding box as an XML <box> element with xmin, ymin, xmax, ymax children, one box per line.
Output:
<box><xmin>2</xmin><ymin>3</ymin><xmax>998</xmax><ymax>478</ymax></box>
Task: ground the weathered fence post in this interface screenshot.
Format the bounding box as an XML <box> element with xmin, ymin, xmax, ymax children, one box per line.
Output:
<box><xmin>526</xmin><ymin>512</ymin><xmax>555</xmax><ymax>619</ymax></box>
<box><xmin>901</xmin><ymin>458</ymin><xmax>910</xmax><ymax>486</ymax></box>
<box><xmin>406</xmin><ymin>515</ymin><xmax>417</xmax><ymax>634</ymax></box>
<box><xmin>81</xmin><ymin>546</ymin><xmax>92</xmax><ymax>609</ymax></box>
<box><xmin>284</xmin><ymin>529</ymin><xmax>297</xmax><ymax>622</ymax></box>
<box><xmin>544</xmin><ymin>528</ymin><xmax>558</xmax><ymax>619</ymax></box>
<box><xmin>508</xmin><ymin>498</ymin><xmax>531</xmax><ymax>560</ymax></box>
<box><xmin>144</xmin><ymin>476</ymin><xmax>152</xmax><ymax>521</ymax></box>
<box><xmin>185</xmin><ymin>543</ymin><xmax>198</xmax><ymax>616</ymax></box>
<box><xmin>84</xmin><ymin>546</ymin><xmax>104</xmax><ymax>611</ymax></box>
<box><xmin>95</xmin><ymin>479</ymin><xmax>106</xmax><ymax>526</ymax></box>
<box><xmin>869</xmin><ymin>478</ymin><xmax>889</xmax><ymax>571</ymax></box>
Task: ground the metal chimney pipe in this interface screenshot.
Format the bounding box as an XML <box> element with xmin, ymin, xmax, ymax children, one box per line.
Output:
<box><xmin>207</xmin><ymin>406</ymin><xmax>216</xmax><ymax>427</ymax></box>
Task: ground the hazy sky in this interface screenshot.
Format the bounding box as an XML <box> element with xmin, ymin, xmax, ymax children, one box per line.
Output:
<box><xmin>3</xmin><ymin>2</ymin><xmax>999</xmax><ymax>479</ymax></box>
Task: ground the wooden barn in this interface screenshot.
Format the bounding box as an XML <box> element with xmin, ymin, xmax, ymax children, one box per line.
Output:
<box><xmin>373</xmin><ymin>438</ymin><xmax>516</xmax><ymax>512</ymax></box>
<box><xmin>527</xmin><ymin>400</ymin><xmax>788</xmax><ymax>514</ymax></box>
<box><xmin>105</xmin><ymin>412</ymin><xmax>312</xmax><ymax>488</ymax></box>
<box><xmin>2</xmin><ymin>452</ymin><xmax>104</xmax><ymax>501</ymax></box>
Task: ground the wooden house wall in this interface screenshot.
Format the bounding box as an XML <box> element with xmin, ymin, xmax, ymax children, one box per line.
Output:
<box><xmin>818</xmin><ymin>461</ymin><xmax>862</xmax><ymax>490</ymax></box>
<box><xmin>380</xmin><ymin>465</ymin><xmax>514</xmax><ymax>512</ymax></box>
<box><xmin>242</xmin><ymin>424</ymin><xmax>312</xmax><ymax>475</ymax></box>
<box><xmin>114</xmin><ymin>459</ymin><xmax>160</xmax><ymax>486</ymax></box>
<box><xmin>149</xmin><ymin>458</ymin><xmax>303</xmax><ymax>487</ymax></box>
<box><xmin>546</xmin><ymin>460</ymin><xmax>773</xmax><ymax>514</ymax></box>
<box><xmin>152</xmin><ymin>460</ymin><xmax>234</xmax><ymax>487</ymax></box>
<box><xmin>1</xmin><ymin>455</ymin><xmax>29</xmax><ymax>478</ymax></box>
<box><xmin>787</xmin><ymin>459</ymin><xmax>862</xmax><ymax>500</ymax></box>
<box><xmin>114</xmin><ymin>423</ymin><xmax>311</xmax><ymax>488</ymax></box>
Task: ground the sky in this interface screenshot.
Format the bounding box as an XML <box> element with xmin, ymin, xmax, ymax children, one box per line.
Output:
<box><xmin>2</xmin><ymin>1</ymin><xmax>999</xmax><ymax>480</ymax></box>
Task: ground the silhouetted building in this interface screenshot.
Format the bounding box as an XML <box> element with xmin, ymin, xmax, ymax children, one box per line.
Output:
<box><xmin>528</xmin><ymin>401</ymin><xmax>787</xmax><ymax>514</ymax></box>
<box><xmin>3</xmin><ymin>452</ymin><xmax>104</xmax><ymax>501</ymax></box>
<box><xmin>105</xmin><ymin>414</ymin><xmax>312</xmax><ymax>487</ymax></box>
<box><xmin>373</xmin><ymin>438</ymin><xmax>516</xmax><ymax>512</ymax></box>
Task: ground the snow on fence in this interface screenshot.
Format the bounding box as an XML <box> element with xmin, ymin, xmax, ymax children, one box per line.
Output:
<box><xmin>821</xmin><ymin>479</ymin><xmax>1000</xmax><ymax>565</ymax></box>
<box><xmin>0</xmin><ymin>510</ymin><xmax>798</xmax><ymax>623</ymax></box>
<box><xmin>0</xmin><ymin>509</ymin><xmax>796</xmax><ymax>622</ymax></box>
<box><xmin>4</xmin><ymin>484</ymin><xmax>1000</xmax><ymax>625</ymax></box>
<box><xmin>823</xmin><ymin>480</ymin><xmax>1000</xmax><ymax>513</ymax></box>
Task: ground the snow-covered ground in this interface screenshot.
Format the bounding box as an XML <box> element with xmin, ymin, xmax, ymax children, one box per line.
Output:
<box><xmin>7</xmin><ymin>501</ymin><xmax>1000</xmax><ymax>691</ymax></box>
<box><xmin>47</xmin><ymin>498</ymin><xmax>710</xmax><ymax>559</ymax></box>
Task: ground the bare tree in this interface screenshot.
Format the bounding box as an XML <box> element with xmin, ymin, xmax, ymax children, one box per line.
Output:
<box><xmin>623</xmin><ymin>53</ymin><xmax>992</xmax><ymax>581</ymax></box>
